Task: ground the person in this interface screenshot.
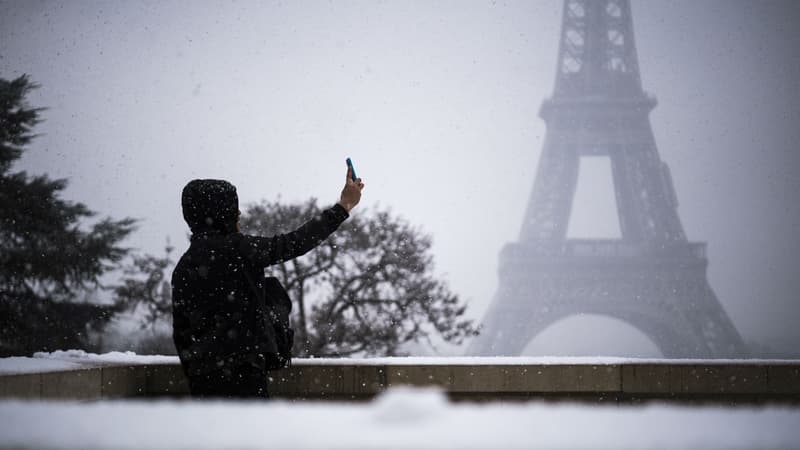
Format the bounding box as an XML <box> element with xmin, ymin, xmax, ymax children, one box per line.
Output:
<box><xmin>171</xmin><ymin>164</ymin><xmax>363</xmax><ymax>398</ymax></box>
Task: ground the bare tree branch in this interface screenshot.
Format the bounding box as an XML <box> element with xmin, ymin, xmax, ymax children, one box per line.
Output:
<box><xmin>239</xmin><ymin>198</ymin><xmax>478</xmax><ymax>357</ymax></box>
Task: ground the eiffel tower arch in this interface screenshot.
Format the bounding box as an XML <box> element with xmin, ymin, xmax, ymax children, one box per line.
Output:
<box><xmin>467</xmin><ymin>0</ymin><xmax>748</xmax><ymax>358</ymax></box>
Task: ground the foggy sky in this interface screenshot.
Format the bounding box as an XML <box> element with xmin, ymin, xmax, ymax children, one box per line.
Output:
<box><xmin>1</xmin><ymin>0</ymin><xmax>799</xmax><ymax>356</ymax></box>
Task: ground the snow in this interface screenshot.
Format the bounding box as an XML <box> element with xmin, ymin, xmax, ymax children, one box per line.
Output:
<box><xmin>0</xmin><ymin>387</ymin><xmax>798</xmax><ymax>449</ymax></box>
<box><xmin>32</xmin><ymin>349</ymin><xmax>177</xmax><ymax>365</ymax></box>
<box><xmin>3</xmin><ymin>351</ymin><xmax>799</xmax><ymax>375</ymax></box>
<box><xmin>294</xmin><ymin>356</ymin><xmax>800</xmax><ymax>366</ymax></box>
<box><xmin>0</xmin><ymin>350</ymin><xmax>177</xmax><ymax>375</ymax></box>
<box><xmin>0</xmin><ymin>357</ymin><xmax>86</xmax><ymax>374</ymax></box>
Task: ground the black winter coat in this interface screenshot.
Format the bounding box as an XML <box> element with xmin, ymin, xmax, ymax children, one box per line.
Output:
<box><xmin>171</xmin><ymin>204</ymin><xmax>348</xmax><ymax>376</ymax></box>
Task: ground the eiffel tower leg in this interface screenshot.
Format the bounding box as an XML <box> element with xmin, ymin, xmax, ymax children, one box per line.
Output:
<box><xmin>519</xmin><ymin>138</ymin><xmax>579</xmax><ymax>242</ymax></box>
<box><xmin>467</xmin><ymin>281</ymin><xmax>559</xmax><ymax>356</ymax></box>
<box><xmin>672</xmin><ymin>281</ymin><xmax>749</xmax><ymax>358</ymax></box>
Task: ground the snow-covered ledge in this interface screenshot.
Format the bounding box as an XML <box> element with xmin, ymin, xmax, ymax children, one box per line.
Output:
<box><xmin>1</xmin><ymin>351</ymin><xmax>799</xmax><ymax>403</ymax></box>
<box><xmin>0</xmin><ymin>351</ymin><xmax>182</xmax><ymax>400</ymax></box>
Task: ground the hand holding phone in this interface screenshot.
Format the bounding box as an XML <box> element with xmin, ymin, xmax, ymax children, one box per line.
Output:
<box><xmin>339</xmin><ymin>157</ymin><xmax>364</xmax><ymax>212</ymax></box>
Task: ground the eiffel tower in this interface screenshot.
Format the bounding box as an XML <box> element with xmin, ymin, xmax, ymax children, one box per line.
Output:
<box><xmin>467</xmin><ymin>0</ymin><xmax>747</xmax><ymax>358</ymax></box>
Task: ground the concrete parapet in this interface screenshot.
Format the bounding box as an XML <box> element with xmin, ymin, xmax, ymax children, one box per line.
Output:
<box><xmin>621</xmin><ymin>364</ymin><xmax>682</xmax><ymax>394</ymax></box>
<box><xmin>101</xmin><ymin>365</ymin><xmax>148</xmax><ymax>398</ymax></box>
<box><xmin>1</xmin><ymin>359</ymin><xmax>799</xmax><ymax>403</ymax></box>
<box><xmin>382</xmin><ymin>364</ymin><xmax>620</xmax><ymax>394</ymax></box>
<box><xmin>40</xmin><ymin>368</ymin><xmax>102</xmax><ymax>400</ymax></box>
<box><xmin>679</xmin><ymin>365</ymin><xmax>768</xmax><ymax>394</ymax></box>
<box><xmin>768</xmin><ymin>366</ymin><xmax>800</xmax><ymax>394</ymax></box>
<box><xmin>0</xmin><ymin>373</ymin><xmax>41</xmax><ymax>399</ymax></box>
<box><xmin>144</xmin><ymin>365</ymin><xmax>189</xmax><ymax>396</ymax></box>
<box><xmin>271</xmin><ymin>364</ymin><xmax>385</xmax><ymax>399</ymax></box>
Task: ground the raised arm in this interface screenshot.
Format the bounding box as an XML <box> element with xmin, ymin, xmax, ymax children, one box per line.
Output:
<box><xmin>241</xmin><ymin>204</ymin><xmax>347</xmax><ymax>267</ymax></box>
<box><xmin>241</xmin><ymin>163</ymin><xmax>364</xmax><ymax>267</ymax></box>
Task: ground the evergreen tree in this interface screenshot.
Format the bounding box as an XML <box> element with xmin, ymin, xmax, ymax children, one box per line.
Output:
<box><xmin>0</xmin><ymin>75</ymin><xmax>136</xmax><ymax>356</ymax></box>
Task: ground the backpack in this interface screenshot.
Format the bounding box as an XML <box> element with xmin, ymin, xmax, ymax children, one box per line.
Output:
<box><xmin>261</xmin><ymin>276</ymin><xmax>294</xmax><ymax>369</ymax></box>
<box><xmin>242</xmin><ymin>269</ymin><xmax>295</xmax><ymax>370</ymax></box>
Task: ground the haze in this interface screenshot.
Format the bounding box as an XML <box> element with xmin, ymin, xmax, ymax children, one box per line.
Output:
<box><xmin>1</xmin><ymin>0</ymin><xmax>798</xmax><ymax>356</ymax></box>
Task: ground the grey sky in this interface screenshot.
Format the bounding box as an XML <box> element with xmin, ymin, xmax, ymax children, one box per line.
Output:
<box><xmin>2</xmin><ymin>0</ymin><xmax>799</xmax><ymax>356</ymax></box>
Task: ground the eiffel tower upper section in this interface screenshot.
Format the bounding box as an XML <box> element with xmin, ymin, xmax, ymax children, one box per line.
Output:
<box><xmin>520</xmin><ymin>0</ymin><xmax>687</xmax><ymax>246</ymax></box>
<box><xmin>555</xmin><ymin>0</ymin><xmax>644</xmax><ymax>99</ymax></box>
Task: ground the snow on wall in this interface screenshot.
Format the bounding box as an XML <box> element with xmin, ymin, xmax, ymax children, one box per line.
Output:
<box><xmin>0</xmin><ymin>350</ymin><xmax>177</xmax><ymax>375</ymax></box>
<box><xmin>2</xmin><ymin>350</ymin><xmax>800</xmax><ymax>375</ymax></box>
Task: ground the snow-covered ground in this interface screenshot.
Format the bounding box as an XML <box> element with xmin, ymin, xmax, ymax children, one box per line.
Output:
<box><xmin>0</xmin><ymin>387</ymin><xmax>798</xmax><ymax>449</ymax></box>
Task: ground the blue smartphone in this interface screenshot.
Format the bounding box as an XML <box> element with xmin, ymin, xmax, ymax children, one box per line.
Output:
<box><xmin>346</xmin><ymin>157</ymin><xmax>357</xmax><ymax>181</ymax></box>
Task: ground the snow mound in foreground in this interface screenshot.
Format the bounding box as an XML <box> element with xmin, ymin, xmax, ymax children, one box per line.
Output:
<box><xmin>0</xmin><ymin>387</ymin><xmax>798</xmax><ymax>450</ymax></box>
<box><xmin>372</xmin><ymin>386</ymin><xmax>449</xmax><ymax>423</ymax></box>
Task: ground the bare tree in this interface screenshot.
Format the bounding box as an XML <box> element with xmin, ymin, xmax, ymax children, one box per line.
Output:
<box><xmin>240</xmin><ymin>198</ymin><xmax>476</xmax><ymax>357</ymax></box>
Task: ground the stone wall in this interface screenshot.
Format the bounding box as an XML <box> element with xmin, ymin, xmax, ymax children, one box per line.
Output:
<box><xmin>2</xmin><ymin>360</ymin><xmax>799</xmax><ymax>403</ymax></box>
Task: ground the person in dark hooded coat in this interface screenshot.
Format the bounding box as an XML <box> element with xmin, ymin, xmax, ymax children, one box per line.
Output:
<box><xmin>171</xmin><ymin>165</ymin><xmax>363</xmax><ymax>398</ymax></box>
